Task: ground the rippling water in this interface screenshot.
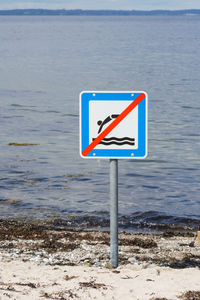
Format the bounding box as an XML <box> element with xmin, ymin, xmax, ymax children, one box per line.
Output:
<box><xmin>0</xmin><ymin>15</ymin><xmax>200</xmax><ymax>230</ymax></box>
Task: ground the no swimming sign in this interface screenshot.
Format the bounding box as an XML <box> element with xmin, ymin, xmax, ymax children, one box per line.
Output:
<box><xmin>79</xmin><ymin>90</ymin><xmax>148</xmax><ymax>267</ymax></box>
<box><xmin>80</xmin><ymin>91</ymin><xmax>148</xmax><ymax>159</ymax></box>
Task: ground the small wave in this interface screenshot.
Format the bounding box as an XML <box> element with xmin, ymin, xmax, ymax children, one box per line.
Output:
<box><xmin>92</xmin><ymin>137</ymin><xmax>135</xmax><ymax>146</ymax></box>
<box><xmin>32</xmin><ymin>211</ymin><xmax>200</xmax><ymax>233</ymax></box>
<box><xmin>99</xmin><ymin>141</ymin><xmax>135</xmax><ymax>145</ymax></box>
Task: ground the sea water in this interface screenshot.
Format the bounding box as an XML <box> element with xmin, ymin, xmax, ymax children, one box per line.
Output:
<box><xmin>0</xmin><ymin>15</ymin><xmax>200</xmax><ymax>230</ymax></box>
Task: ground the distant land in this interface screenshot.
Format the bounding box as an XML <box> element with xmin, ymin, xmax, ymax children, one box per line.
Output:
<box><xmin>0</xmin><ymin>9</ymin><xmax>200</xmax><ymax>16</ymax></box>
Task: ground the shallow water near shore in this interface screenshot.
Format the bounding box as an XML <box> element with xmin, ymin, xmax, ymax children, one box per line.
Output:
<box><xmin>0</xmin><ymin>15</ymin><xmax>200</xmax><ymax>231</ymax></box>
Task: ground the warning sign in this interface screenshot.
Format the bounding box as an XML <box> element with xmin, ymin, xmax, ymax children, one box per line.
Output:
<box><xmin>80</xmin><ymin>91</ymin><xmax>148</xmax><ymax>159</ymax></box>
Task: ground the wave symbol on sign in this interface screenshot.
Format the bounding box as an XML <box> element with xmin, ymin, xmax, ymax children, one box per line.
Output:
<box><xmin>92</xmin><ymin>137</ymin><xmax>135</xmax><ymax>146</ymax></box>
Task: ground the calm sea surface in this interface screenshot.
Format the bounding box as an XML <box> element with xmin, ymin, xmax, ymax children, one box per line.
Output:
<box><xmin>0</xmin><ymin>15</ymin><xmax>200</xmax><ymax>231</ymax></box>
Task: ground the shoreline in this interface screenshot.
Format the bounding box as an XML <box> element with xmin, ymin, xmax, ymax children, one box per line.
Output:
<box><xmin>0</xmin><ymin>214</ymin><xmax>199</xmax><ymax>234</ymax></box>
<box><xmin>0</xmin><ymin>219</ymin><xmax>200</xmax><ymax>299</ymax></box>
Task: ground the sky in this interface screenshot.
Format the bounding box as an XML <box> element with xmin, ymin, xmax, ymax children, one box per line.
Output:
<box><xmin>0</xmin><ymin>0</ymin><xmax>200</xmax><ymax>10</ymax></box>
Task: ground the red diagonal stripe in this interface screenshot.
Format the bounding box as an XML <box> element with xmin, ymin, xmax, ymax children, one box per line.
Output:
<box><xmin>82</xmin><ymin>92</ymin><xmax>145</xmax><ymax>157</ymax></box>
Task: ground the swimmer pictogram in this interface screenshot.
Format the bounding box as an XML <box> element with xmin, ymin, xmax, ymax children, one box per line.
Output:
<box><xmin>93</xmin><ymin>114</ymin><xmax>135</xmax><ymax>145</ymax></box>
<box><xmin>97</xmin><ymin>115</ymin><xmax>119</xmax><ymax>134</ymax></box>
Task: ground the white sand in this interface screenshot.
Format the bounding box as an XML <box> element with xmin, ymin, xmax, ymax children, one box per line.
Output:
<box><xmin>0</xmin><ymin>259</ymin><xmax>200</xmax><ymax>299</ymax></box>
<box><xmin>0</xmin><ymin>227</ymin><xmax>199</xmax><ymax>299</ymax></box>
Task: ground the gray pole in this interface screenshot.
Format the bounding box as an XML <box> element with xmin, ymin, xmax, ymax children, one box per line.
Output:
<box><xmin>110</xmin><ymin>159</ymin><xmax>118</xmax><ymax>268</ymax></box>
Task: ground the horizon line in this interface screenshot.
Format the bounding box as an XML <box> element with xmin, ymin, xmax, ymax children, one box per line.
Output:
<box><xmin>0</xmin><ymin>8</ymin><xmax>200</xmax><ymax>11</ymax></box>
<box><xmin>0</xmin><ymin>8</ymin><xmax>200</xmax><ymax>16</ymax></box>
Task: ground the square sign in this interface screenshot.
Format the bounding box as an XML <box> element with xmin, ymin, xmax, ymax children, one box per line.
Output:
<box><xmin>80</xmin><ymin>91</ymin><xmax>148</xmax><ymax>159</ymax></box>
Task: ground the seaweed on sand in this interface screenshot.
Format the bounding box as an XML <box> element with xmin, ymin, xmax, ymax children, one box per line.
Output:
<box><xmin>79</xmin><ymin>280</ymin><xmax>107</xmax><ymax>289</ymax></box>
<box><xmin>178</xmin><ymin>290</ymin><xmax>200</xmax><ymax>300</ymax></box>
<box><xmin>119</xmin><ymin>237</ymin><xmax>158</xmax><ymax>248</ymax></box>
<box><xmin>41</xmin><ymin>289</ymin><xmax>79</xmax><ymax>299</ymax></box>
<box><xmin>0</xmin><ymin>220</ymin><xmax>48</xmax><ymax>241</ymax></box>
<box><xmin>149</xmin><ymin>298</ymin><xmax>170</xmax><ymax>300</ymax></box>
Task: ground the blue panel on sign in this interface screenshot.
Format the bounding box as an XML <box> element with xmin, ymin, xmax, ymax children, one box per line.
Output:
<box><xmin>79</xmin><ymin>91</ymin><xmax>148</xmax><ymax>159</ymax></box>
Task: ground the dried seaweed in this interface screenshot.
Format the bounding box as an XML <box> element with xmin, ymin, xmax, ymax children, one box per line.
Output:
<box><xmin>40</xmin><ymin>289</ymin><xmax>79</xmax><ymax>299</ymax></box>
<box><xmin>8</xmin><ymin>143</ymin><xmax>39</xmax><ymax>146</ymax></box>
<box><xmin>79</xmin><ymin>280</ymin><xmax>107</xmax><ymax>289</ymax></box>
<box><xmin>179</xmin><ymin>290</ymin><xmax>200</xmax><ymax>300</ymax></box>
<box><xmin>119</xmin><ymin>237</ymin><xmax>158</xmax><ymax>248</ymax></box>
<box><xmin>64</xmin><ymin>275</ymin><xmax>78</xmax><ymax>281</ymax></box>
<box><xmin>149</xmin><ymin>298</ymin><xmax>170</xmax><ymax>300</ymax></box>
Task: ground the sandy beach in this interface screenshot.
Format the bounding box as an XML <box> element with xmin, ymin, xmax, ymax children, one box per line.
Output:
<box><xmin>0</xmin><ymin>220</ymin><xmax>199</xmax><ymax>300</ymax></box>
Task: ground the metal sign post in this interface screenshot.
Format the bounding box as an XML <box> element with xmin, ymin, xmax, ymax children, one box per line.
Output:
<box><xmin>110</xmin><ymin>159</ymin><xmax>118</xmax><ymax>268</ymax></box>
